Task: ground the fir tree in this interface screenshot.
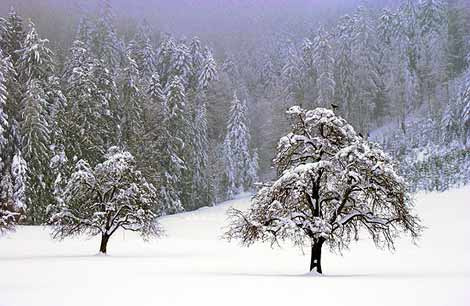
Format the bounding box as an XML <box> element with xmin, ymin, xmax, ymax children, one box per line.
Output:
<box><xmin>0</xmin><ymin>7</ymin><xmax>26</xmax><ymax>65</ymax></box>
<box><xmin>313</xmin><ymin>28</ymin><xmax>335</xmax><ymax>107</ymax></box>
<box><xmin>20</xmin><ymin>79</ymin><xmax>51</xmax><ymax>223</ymax></box>
<box><xmin>159</xmin><ymin>76</ymin><xmax>186</xmax><ymax>213</ymax></box>
<box><xmin>223</xmin><ymin>93</ymin><xmax>251</xmax><ymax>198</ymax></box>
<box><xmin>17</xmin><ymin>21</ymin><xmax>55</xmax><ymax>84</ymax></box>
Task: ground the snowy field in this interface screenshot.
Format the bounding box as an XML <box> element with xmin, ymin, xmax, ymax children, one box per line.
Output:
<box><xmin>0</xmin><ymin>188</ymin><xmax>469</xmax><ymax>306</ymax></box>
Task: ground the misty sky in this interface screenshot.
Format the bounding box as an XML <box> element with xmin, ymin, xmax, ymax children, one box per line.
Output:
<box><xmin>0</xmin><ymin>0</ymin><xmax>396</xmax><ymax>41</ymax></box>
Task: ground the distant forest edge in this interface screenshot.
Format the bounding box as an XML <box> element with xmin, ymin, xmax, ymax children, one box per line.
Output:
<box><xmin>1</xmin><ymin>0</ymin><xmax>469</xmax><ymax>225</ymax></box>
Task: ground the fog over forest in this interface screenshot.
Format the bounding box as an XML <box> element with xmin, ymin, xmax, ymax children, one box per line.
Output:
<box><xmin>0</xmin><ymin>0</ymin><xmax>469</xmax><ymax>218</ymax></box>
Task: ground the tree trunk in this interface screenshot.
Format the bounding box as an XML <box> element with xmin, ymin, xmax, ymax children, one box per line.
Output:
<box><xmin>309</xmin><ymin>238</ymin><xmax>325</xmax><ymax>273</ymax></box>
<box><xmin>99</xmin><ymin>233</ymin><xmax>110</xmax><ymax>254</ymax></box>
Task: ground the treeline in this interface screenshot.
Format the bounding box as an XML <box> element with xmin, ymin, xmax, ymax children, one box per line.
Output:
<box><xmin>237</xmin><ymin>0</ymin><xmax>470</xmax><ymax>190</ymax></box>
<box><xmin>0</xmin><ymin>2</ymin><xmax>258</xmax><ymax>225</ymax></box>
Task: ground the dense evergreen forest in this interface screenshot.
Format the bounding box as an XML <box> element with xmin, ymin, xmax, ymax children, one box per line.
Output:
<box><xmin>1</xmin><ymin>0</ymin><xmax>469</xmax><ymax>225</ymax></box>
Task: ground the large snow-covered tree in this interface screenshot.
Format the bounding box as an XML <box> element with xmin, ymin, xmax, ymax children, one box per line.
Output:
<box><xmin>48</xmin><ymin>147</ymin><xmax>163</xmax><ymax>254</ymax></box>
<box><xmin>225</xmin><ymin>107</ymin><xmax>422</xmax><ymax>273</ymax></box>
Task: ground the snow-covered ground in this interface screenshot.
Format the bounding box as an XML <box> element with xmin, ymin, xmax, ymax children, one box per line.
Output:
<box><xmin>0</xmin><ymin>188</ymin><xmax>469</xmax><ymax>306</ymax></box>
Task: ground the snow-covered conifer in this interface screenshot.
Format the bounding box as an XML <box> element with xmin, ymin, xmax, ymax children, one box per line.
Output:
<box><xmin>61</xmin><ymin>41</ymin><xmax>116</xmax><ymax>164</ymax></box>
<box><xmin>17</xmin><ymin>21</ymin><xmax>55</xmax><ymax>84</ymax></box>
<box><xmin>223</xmin><ymin>93</ymin><xmax>251</xmax><ymax>198</ymax></box>
<box><xmin>198</xmin><ymin>48</ymin><xmax>217</xmax><ymax>90</ymax></box>
<box><xmin>312</xmin><ymin>28</ymin><xmax>335</xmax><ymax>107</ymax></box>
<box><xmin>225</xmin><ymin>107</ymin><xmax>422</xmax><ymax>273</ymax></box>
<box><xmin>0</xmin><ymin>8</ymin><xmax>26</xmax><ymax>65</ymax></box>
<box><xmin>89</xmin><ymin>0</ymin><xmax>121</xmax><ymax>71</ymax></box>
<box><xmin>11</xmin><ymin>151</ymin><xmax>27</xmax><ymax>213</ymax></box>
<box><xmin>118</xmin><ymin>52</ymin><xmax>144</xmax><ymax>147</ymax></box>
<box><xmin>0</xmin><ymin>51</ymin><xmax>12</xmax><ymax>173</ymax></box>
<box><xmin>158</xmin><ymin>76</ymin><xmax>187</xmax><ymax>213</ymax></box>
<box><xmin>246</xmin><ymin>149</ymin><xmax>259</xmax><ymax>190</ymax></box>
<box><xmin>49</xmin><ymin>147</ymin><xmax>163</xmax><ymax>254</ymax></box>
<box><xmin>191</xmin><ymin>100</ymin><xmax>211</xmax><ymax>207</ymax></box>
<box><xmin>20</xmin><ymin>79</ymin><xmax>52</xmax><ymax>223</ymax></box>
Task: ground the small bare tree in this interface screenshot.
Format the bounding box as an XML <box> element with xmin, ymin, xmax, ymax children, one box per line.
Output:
<box><xmin>48</xmin><ymin>147</ymin><xmax>163</xmax><ymax>254</ymax></box>
<box><xmin>225</xmin><ymin>107</ymin><xmax>422</xmax><ymax>273</ymax></box>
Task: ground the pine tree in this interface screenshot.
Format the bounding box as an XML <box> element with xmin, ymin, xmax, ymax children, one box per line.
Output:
<box><xmin>223</xmin><ymin>93</ymin><xmax>251</xmax><ymax>198</ymax></box>
<box><xmin>418</xmin><ymin>0</ymin><xmax>445</xmax><ymax>36</ymax></box>
<box><xmin>118</xmin><ymin>52</ymin><xmax>144</xmax><ymax>148</ymax></box>
<box><xmin>89</xmin><ymin>0</ymin><xmax>121</xmax><ymax>71</ymax></box>
<box><xmin>312</xmin><ymin>28</ymin><xmax>335</xmax><ymax>107</ymax></box>
<box><xmin>0</xmin><ymin>51</ymin><xmax>11</xmax><ymax>174</ymax></box>
<box><xmin>17</xmin><ymin>21</ymin><xmax>55</xmax><ymax>84</ymax></box>
<box><xmin>191</xmin><ymin>99</ymin><xmax>211</xmax><ymax>207</ymax></box>
<box><xmin>198</xmin><ymin>48</ymin><xmax>217</xmax><ymax>91</ymax></box>
<box><xmin>61</xmin><ymin>40</ymin><xmax>117</xmax><ymax>164</ymax></box>
<box><xmin>159</xmin><ymin>76</ymin><xmax>187</xmax><ymax>213</ymax></box>
<box><xmin>20</xmin><ymin>79</ymin><xmax>51</xmax><ymax>223</ymax></box>
<box><xmin>127</xmin><ymin>22</ymin><xmax>155</xmax><ymax>78</ymax></box>
<box><xmin>11</xmin><ymin>151</ymin><xmax>27</xmax><ymax>213</ymax></box>
<box><xmin>0</xmin><ymin>7</ymin><xmax>26</xmax><ymax>65</ymax></box>
<box><xmin>246</xmin><ymin>149</ymin><xmax>259</xmax><ymax>190</ymax></box>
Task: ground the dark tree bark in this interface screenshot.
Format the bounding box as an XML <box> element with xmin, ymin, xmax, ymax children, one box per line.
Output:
<box><xmin>99</xmin><ymin>233</ymin><xmax>110</xmax><ymax>254</ymax></box>
<box><xmin>310</xmin><ymin>237</ymin><xmax>325</xmax><ymax>273</ymax></box>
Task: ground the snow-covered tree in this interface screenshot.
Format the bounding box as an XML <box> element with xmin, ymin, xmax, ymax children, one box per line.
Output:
<box><xmin>225</xmin><ymin>107</ymin><xmax>422</xmax><ymax>273</ymax></box>
<box><xmin>89</xmin><ymin>0</ymin><xmax>121</xmax><ymax>71</ymax></box>
<box><xmin>61</xmin><ymin>40</ymin><xmax>116</xmax><ymax>164</ymax></box>
<box><xmin>246</xmin><ymin>149</ymin><xmax>259</xmax><ymax>190</ymax></box>
<box><xmin>1</xmin><ymin>150</ymin><xmax>27</xmax><ymax>234</ymax></box>
<box><xmin>48</xmin><ymin>147</ymin><xmax>163</xmax><ymax>254</ymax></box>
<box><xmin>0</xmin><ymin>7</ymin><xmax>26</xmax><ymax>65</ymax></box>
<box><xmin>118</xmin><ymin>52</ymin><xmax>144</xmax><ymax>147</ymax></box>
<box><xmin>191</xmin><ymin>100</ymin><xmax>211</xmax><ymax>207</ymax></box>
<box><xmin>198</xmin><ymin>48</ymin><xmax>217</xmax><ymax>90</ymax></box>
<box><xmin>11</xmin><ymin>151</ymin><xmax>27</xmax><ymax>212</ymax></box>
<box><xmin>0</xmin><ymin>51</ymin><xmax>12</xmax><ymax>173</ymax></box>
<box><xmin>20</xmin><ymin>79</ymin><xmax>51</xmax><ymax>223</ymax></box>
<box><xmin>17</xmin><ymin>21</ymin><xmax>55</xmax><ymax>84</ymax></box>
<box><xmin>127</xmin><ymin>22</ymin><xmax>155</xmax><ymax>78</ymax></box>
<box><xmin>158</xmin><ymin>76</ymin><xmax>186</xmax><ymax>213</ymax></box>
<box><xmin>223</xmin><ymin>93</ymin><xmax>251</xmax><ymax>198</ymax></box>
<box><xmin>312</xmin><ymin>28</ymin><xmax>335</xmax><ymax>107</ymax></box>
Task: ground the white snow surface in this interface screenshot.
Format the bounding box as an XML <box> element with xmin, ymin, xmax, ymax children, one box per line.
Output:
<box><xmin>1</xmin><ymin>188</ymin><xmax>469</xmax><ymax>306</ymax></box>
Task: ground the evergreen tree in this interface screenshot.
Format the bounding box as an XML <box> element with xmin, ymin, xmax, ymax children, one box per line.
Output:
<box><xmin>191</xmin><ymin>99</ymin><xmax>211</xmax><ymax>207</ymax></box>
<box><xmin>0</xmin><ymin>51</ymin><xmax>11</xmax><ymax>174</ymax></box>
<box><xmin>0</xmin><ymin>7</ymin><xmax>26</xmax><ymax>65</ymax></box>
<box><xmin>89</xmin><ymin>0</ymin><xmax>121</xmax><ymax>71</ymax></box>
<box><xmin>127</xmin><ymin>22</ymin><xmax>155</xmax><ymax>78</ymax></box>
<box><xmin>61</xmin><ymin>40</ymin><xmax>117</xmax><ymax>165</ymax></box>
<box><xmin>246</xmin><ymin>149</ymin><xmax>259</xmax><ymax>190</ymax></box>
<box><xmin>17</xmin><ymin>21</ymin><xmax>54</xmax><ymax>84</ymax></box>
<box><xmin>223</xmin><ymin>93</ymin><xmax>251</xmax><ymax>198</ymax></box>
<box><xmin>198</xmin><ymin>48</ymin><xmax>217</xmax><ymax>91</ymax></box>
<box><xmin>312</xmin><ymin>28</ymin><xmax>335</xmax><ymax>107</ymax></box>
<box><xmin>118</xmin><ymin>52</ymin><xmax>144</xmax><ymax>149</ymax></box>
<box><xmin>11</xmin><ymin>151</ymin><xmax>27</xmax><ymax>213</ymax></box>
<box><xmin>159</xmin><ymin>76</ymin><xmax>186</xmax><ymax>213</ymax></box>
<box><xmin>20</xmin><ymin>79</ymin><xmax>51</xmax><ymax>223</ymax></box>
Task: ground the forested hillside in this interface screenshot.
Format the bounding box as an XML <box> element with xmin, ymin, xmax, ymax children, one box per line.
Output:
<box><xmin>1</xmin><ymin>0</ymin><xmax>469</xmax><ymax>225</ymax></box>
